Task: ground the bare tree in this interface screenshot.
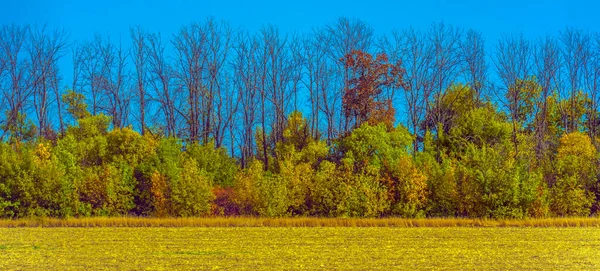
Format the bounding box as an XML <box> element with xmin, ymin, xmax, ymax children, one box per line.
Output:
<box><xmin>131</xmin><ymin>26</ymin><xmax>148</xmax><ymax>135</ymax></box>
<box><xmin>385</xmin><ymin>27</ymin><xmax>433</xmax><ymax>154</ymax></box>
<box><xmin>203</xmin><ymin>18</ymin><xmax>233</xmax><ymax>147</ymax></box>
<box><xmin>460</xmin><ymin>29</ymin><xmax>487</xmax><ymax>103</ymax></box>
<box><xmin>534</xmin><ymin>36</ymin><xmax>561</xmax><ymax>157</ymax></box>
<box><xmin>78</xmin><ymin>34</ymin><xmax>131</xmax><ymax>127</ymax></box>
<box><xmin>288</xmin><ymin>33</ymin><xmax>304</xmax><ymax>113</ymax></box>
<box><xmin>70</xmin><ymin>41</ymin><xmax>83</xmax><ymax>101</ymax></box>
<box><xmin>232</xmin><ymin>31</ymin><xmax>259</xmax><ymax>167</ymax></box>
<box><xmin>0</xmin><ymin>24</ymin><xmax>31</xmax><ymax>141</ymax></box>
<box><xmin>425</xmin><ymin>22</ymin><xmax>462</xmax><ymax>145</ymax></box>
<box><xmin>560</xmin><ymin>27</ymin><xmax>591</xmax><ymax>133</ymax></box>
<box><xmin>494</xmin><ymin>34</ymin><xmax>533</xmax><ymax>156</ymax></box>
<box><xmin>27</xmin><ymin>25</ymin><xmax>68</xmax><ymax>137</ymax></box>
<box><xmin>255</xmin><ymin>26</ymin><xmax>273</xmax><ymax>169</ymax></box>
<box><xmin>585</xmin><ymin>34</ymin><xmax>600</xmax><ymax>143</ymax></box>
<box><xmin>79</xmin><ymin>34</ymin><xmax>108</xmax><ymax>116</ymax></box>
<box><xmin>173</xmin><ymin>23</ymin><xmax>206</xmax><ymax>143</ymax></box>
<box><xmin>147</xmin><ymin>32</ymin><xmax>178</xmax><ymax>137</ymax></box>
<box><xmin>303</xmin><ymin>29</ymin><xmax>332</xmax><ymax>141</ymax></box>
<box><xmin>303</xmin><ymin>29</ymin><xmax>340</xmax><ymax>143</ymax></box>
<box><xmin>101</xmin><ymin>39</ymin><xmax>130</xmax><ymax>128</ymax></box>
<box><xmin>263</xmin><ymin>26</ymin><xmax>299</xmax><ymax>147</ymax></box>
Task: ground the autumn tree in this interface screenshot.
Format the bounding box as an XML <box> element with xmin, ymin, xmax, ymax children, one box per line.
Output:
<box><xmin>62</xmin><ymin>89</ymin><xmax>91</xmax><ymax>120</ymax></box>
<box><xmin>326</xmin><ymin>17</ymin><xmax>374</xmax><ymax>135</ymax></box>
<box><xmin>342</xmin><ymin>50</ymin><xmax>406</xmax><ymax>130</ymax></box>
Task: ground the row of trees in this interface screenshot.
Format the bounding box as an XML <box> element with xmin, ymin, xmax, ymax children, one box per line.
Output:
<box><xmin>0</xmin><ymin>96</ymin><xmax>596</xmax><ymax>218</ymax></box>
<box><xmin>1</xmin><ymin>18</ymin><xmax>600</xmax><ymax>218</ymax></box>
<box><xmin>1</xmin><ymin>19</ymin><xmax>597</xmax><ymax>162</ymax></box>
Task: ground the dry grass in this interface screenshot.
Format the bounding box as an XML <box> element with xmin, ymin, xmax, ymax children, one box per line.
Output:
<box><xmin>0</xmin><ymin>216</ymin><xmax>599</xmax><ymax>227</ymax></box>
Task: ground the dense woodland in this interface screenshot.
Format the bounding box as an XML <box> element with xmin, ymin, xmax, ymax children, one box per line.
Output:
<box><xmin>0</xmin><ymin>18</ymin><xmax>600</xmax><ymax>218</ymax></box>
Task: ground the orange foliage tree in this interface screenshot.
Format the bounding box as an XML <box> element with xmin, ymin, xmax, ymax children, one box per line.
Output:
<box><xmin>342</xmin><ymin>50</ymin><xmax>407</xmax><ymax>130</ymax></box>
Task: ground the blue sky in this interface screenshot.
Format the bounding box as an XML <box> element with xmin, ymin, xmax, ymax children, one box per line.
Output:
<box><xmin>3</xmin><ymin>0</ymin><xmax>599</xmax><ymax>41</ymax></box>
<box><xmin>2</xmin><ymin>0</ymin><xmax>599</xmax><ymax>88</ymax></box>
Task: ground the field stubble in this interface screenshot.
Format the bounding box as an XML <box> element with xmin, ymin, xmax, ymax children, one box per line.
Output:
<box><xmin>0</xmin><ymin>226</ymin><xmax>599</xmax><ymax>270</ymax></box>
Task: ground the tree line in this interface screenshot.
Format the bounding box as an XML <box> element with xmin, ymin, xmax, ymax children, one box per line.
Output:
<box><xmin>0</xmin><ymin>18</ymin><xmax>599</xmax><ymax>218</ymax></box>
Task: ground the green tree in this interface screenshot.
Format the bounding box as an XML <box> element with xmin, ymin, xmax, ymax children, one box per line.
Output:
<box><xmin>550</xmin><ymin>132</ymin><xmax>596</xmax><ymax>216</ymax></box>
<box><xmin>62</xmin><ymin>90</ymin><xmax>91</xmax><ymax>120</ymax></box>
<box><xmin>169</xmin><ymin>158</ymin><xmax>214</xmax><ymax>216</ymax></box>
<box><xmin>233</xmin><ymin>160</ymin><xmax>289</xmax><ymax>217</ymax></box>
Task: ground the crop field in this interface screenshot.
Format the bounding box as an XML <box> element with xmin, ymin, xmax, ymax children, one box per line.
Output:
<box><xmin>0</xmin><ymin>226</ymin><xmax>599</xmax><ymax>270</ymax></box>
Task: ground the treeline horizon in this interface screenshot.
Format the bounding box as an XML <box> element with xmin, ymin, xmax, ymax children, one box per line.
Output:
<box><xmin>1</xmin><ymin>18</ymin><xmax>600</xmax><ymax>219</ymax></box>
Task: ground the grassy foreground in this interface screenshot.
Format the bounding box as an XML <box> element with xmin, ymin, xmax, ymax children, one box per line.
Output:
<box><xmin>0</xmin><ymin>227</ymin><xmax>599</xmax><ymax>270</ymax></box>
<box><xmin>2</xmin><ymin>216</ymin><xmax>600</xmax><ymax>227</ymax></box>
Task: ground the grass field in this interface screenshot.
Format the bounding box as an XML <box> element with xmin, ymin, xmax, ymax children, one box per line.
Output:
<box><xmin>1</xmin><ymin>227</ymin><xmax>599</xmax><ymax>270</ymax></box>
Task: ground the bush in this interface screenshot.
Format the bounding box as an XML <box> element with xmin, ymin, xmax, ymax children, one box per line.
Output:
<box><xmin>335</xmin><ymin>171</ymin><xmax>390</xmax><ymax>218</ymax></box>
<box><xmin>234</xmin><ymin>160</ymin><xmax>289</xmax><ymax>217</ymax></box>
<box><xmin>169</xmin><ymin>158</ymin><xmax>214</xmax><ymax>217</ymax></box>
<box><xmin>185</xmin><ymin>141</ymin><xmax>237</xmax><ymax>187</ymax></box>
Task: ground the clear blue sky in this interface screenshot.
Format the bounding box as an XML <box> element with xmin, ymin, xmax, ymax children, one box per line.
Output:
<box><xmin>2</xmin><ymin>0</ymin><xmax>599</xmax><ymax>87</ymax></box>
<box><xmin>3</xmin><ymin>0</ymin><xmax>599</xmax><ymax>43</ymax></box>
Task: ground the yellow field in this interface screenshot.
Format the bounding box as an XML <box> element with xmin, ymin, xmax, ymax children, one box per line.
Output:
<box><xmin>1</xmin><ymin>227</ymin><xmax>599</xmax><ymax>270</ymax></box>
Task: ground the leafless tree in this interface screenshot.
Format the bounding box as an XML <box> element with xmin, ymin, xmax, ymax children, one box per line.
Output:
<box><xmin>585</xmin><ymin>34</ymin><xmax>600</xmax><ymax>143</ymax></box>
<box><xmin>494</xmin><ymin>34</ymin><xmax>532</xmax><ymax>156</ymax></box>
<box><xmin>0</xmin><ymin>24</ymin><xmax>31</xmax><ymax>141</ymax></box>
<box><xmin>102</xmin><ymin>39</ymin><xmax>130</xmax><ymax>128</ymax></box>
<box><xmin>146</xmin><ymin>32</ymin><xmax>178</xmax><ymax>137</ymax></box>
<box><xmin>232</xmin><ymin>31</ymin><xmax>259</xmax><ymax>167</ymax></box>
<box><xmin>202</xmin><ymin>18</ymin><xmax>234</xmax><ymax>147</ymax></box>
<box><xmin>533</xmin><ymin>36</ymin><xmax>561</xmax><ymax>157</ymax></box>
<box><xmin>78</xmin><ymin>34</ymin><xmax>131</xmax><ymax>127</ymax></box>
<box><xmin>263</xmin><ymin>26</ymin><xmax>300</xmax><ymax>147</ymax></box>
<box><xmin>384</xmin><ymin>27</ymin><xmax>433</xmax><ymax>154</ymax></box>
<box><xmin>173</xmin><ymin>23</ymin><xmax>207</xmax><ymax>143</ymax></box>
<box><xmin>131</xmin><ymin>26</ymin><xmax>148</xmax><ymax>135</ymax></box>
<box><xmin>27</xmin><ymin>25</ymin><xmax>68</xmax><ymax>137</ymax></box>
<box><xmin>78</xmin><ymin>34</ymin><xmax>108</xmax><ymax>116</ymax></box>
<box><xmin>460</xmin><ymin>29</ymin><xmax>487</xmax><ymax>103</ymax></box>
<box><xmin>255</xmin><ymin>26</ymin><xmax>274</xmax><ymax>168</ymax></box>
<box><xmin>425</xmin><ymin>22</ymin><xmax>462</xmax><ymax>145</ymax></box>
<box><xmin>560</xmin><ymin>27</ymin><xmax>591</xmax><ymax>133</ymax></box>
<box><xmin>70</xmin><ymin>41</ymin><xmax>83</xmax><ymax>101</ymax></box>
<box><xmin>288</xmin><ymin>33</ymin><xmax>304</xmax><ymax>114</ymax></box>
<box><xmin>303</xmin><ymin>29</ymin><xmax>332</xmax><ymax>141</ymax></box>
